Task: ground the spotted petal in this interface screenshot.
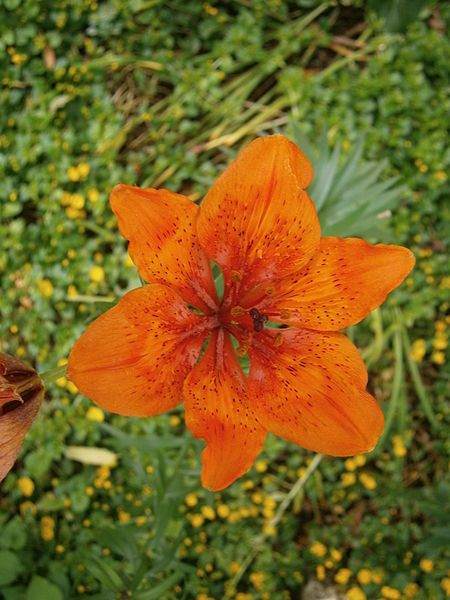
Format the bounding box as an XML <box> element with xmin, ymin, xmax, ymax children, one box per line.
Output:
<box><xmin>252</xmin><ymin>237</ymin><xmax>415</xmax><ymax>330</ymax></box>
<box><xmin>68</xmin><ymin>284</ymin><xmax>211</xmax><ymax>416</ymax></box>
<box><xmin>111</xmin><ymin>185</ymin><xmax>218</xmax><ymax>313</ymax></box>
<box><xmin>248</xmin><ymin>329</ymin><xmax>383</xmax><ymax>456</ymax></box>
<box><xmin>197</xmin><ymin>135</ymin><xmax>320</xmax><ymax>302</ymax></box>
<box><xmin>184</xmin><ymin>329</ymin><xmax>266</xmax><ymax>491</ymax></box>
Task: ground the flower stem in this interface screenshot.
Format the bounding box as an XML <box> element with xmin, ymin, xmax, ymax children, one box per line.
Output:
<box><xmin>228</xmin><ymin>453</ymin><xmax>323</xmax><ymax>594</ymax></box>
<box><xmin>40</xmin><ymin>365</ymin><xmax>67</xmax><ymax>385</ymax></box>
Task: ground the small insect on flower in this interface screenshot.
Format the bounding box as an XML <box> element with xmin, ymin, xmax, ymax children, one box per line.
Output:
<box><xmin>0</xmin><ymin>353</ymin><xmax>44</xmax><ymax>482</ymax></box>
<box><xmin>68</xmin><ymin>135</ymin><xmax>415</xmax><ymax>491</ymax></box>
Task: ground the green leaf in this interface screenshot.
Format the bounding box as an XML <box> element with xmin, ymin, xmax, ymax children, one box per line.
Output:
<box><xmin>26</xmin><ymin>576</ymin><xmax>63</xmax><ymax>600</ymax></box>
<box><xmin>86</xmin><ymin>556</ymin><xmax>125</xmax><ymax>592</ymax></box>
<box><xmin>0</xmin><ymin>551</ymin><xmax>23</xmax><ymax>586</ymax></box>
<box><xmin>0</xmin><ymin>518</ymin><xmax>27</xmax><ymax>550</ymax></box>
<box><xmin>134</xmin><ymin>570</ymin><xmax>184</xmax><ymax>600</ymax></box>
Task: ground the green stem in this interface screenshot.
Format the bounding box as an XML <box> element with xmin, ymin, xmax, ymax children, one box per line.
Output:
<box><xmin>376</xmin><ymin>327</ymin><xmax>403</xmax><ymax>452</ymax></box>
<box><xmin>228</xmin><ymin>454</ymin><xmax>323</xmax><ymax>593</ymax></box>
<box><xmin>40</xmin><ymin>365</ymin><xmax>67</xmax><ymax>385</ymax></box>
<box><xmin>66</xmin><ymin>294</ymin><xmax>115</xmax><ymax>303</ymax></box>
<box><xmin>402</xmin><ymin>327</ymin><xmax>438</xmax><ymax>430</ymax></box>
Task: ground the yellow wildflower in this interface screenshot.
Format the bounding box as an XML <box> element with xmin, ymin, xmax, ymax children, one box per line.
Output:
<box><xmin>191</xmin><ymin>514</ymin><xmax>204</xmax><ymax>528</ymax></box>
<box><xmin>66</xmin><ymin>381</ymin><xmax>78</xmax><ymax>394</ymax></box>
<box><xmin>229</xmin><ymin>561</ymin><xmax>240</xmax><ymax>575</ymax></box>
<box><xmin>40</xmin><ymin>516</ymin><xmax>55</xmax><ymax>541</ymax></box>
<box><xmin>419</xmin><ymin>558</ymin><xmax>434</xmax><ymax>573</ymax></box>
<box><xmin>89</xmin><ymin>265</ymin><xmax>105</xmax><ymax>283</ymax></box>
<box><xmin>359</xmin><ymin>472</ymin><xmax>377</xmax><ymax>490</ymax></box>
<box><xmin>249</xmin><ymin>571</ymin><xmax>265</xmax><ymax>589</ymax></box>
<box><xmin>404</xmin><ymin>583</ymin><xmax>419</xmax><ymax>598</ymax></box>
<box><xmin>310</xmin><ymin>541</ymin><xmax>327</xmax><ymax>558</ymax></box>
<box><xmin>357</xmin><ymin>568</ymin><xmax>372</xmax><ymax>584</ymax></box>
<box><xmin>381</xmin><ymin>586</ymin><xmax>401</xmax><ymax>599</ymax></box>
<box><xmin>433</xmin><ymin>171</ymin><xmax>447</xmax><ymax>181</ymax></box>
<box><xmin>118</xmin><ymin>510</ymin><xmax>131</xmax><ymax>523</ymax></box>
<box><xmin>67</xmin><ymin>284</ymin><xmax>78</xmax><ymax>298</ymax></box>
<box><xmin>433</xmin><ymin>337</ymin><xmax>447</xmax><ymax>350</ymax></box>
<box><xmin>354</xmin><ymin>455</ymin><xmax>366</xmax><ymax>467</ymax></box>
<box><xmin>70</xmin><ymin>193</ymin><xmax>85</xmax><ymax>209</ymax></box>
<box><xmin>344</xmin><ymin>458</ymin><xmax>357</xmax><ymax>471</ymax></box>
<box><xmin>20</xmin><ymin>501</ymin><xmax>37</xmax><ymax>516</ymax></box>
<box><xmin>185</xmin><ymin>493</ymin><xmax>198</xmax><ymax>507</ymax></box>
<box><xmin>86</xmin><ymin>406</ymin><xmax>105</xmax><ymax>422</ymax></box>
<box><xmin>335</xmin><ymin>568</ymin><xmax>351</xmax><ymax>585</ymax></box>
<box><xmin>217</xmin><ymin>504</ymin><xmax>230</xmax><ymax>518</ymax></box>
<box><xmin>67</xmin><ymin>166</ymin><xmax>80</xmax><ymax>181</ymax></box>
<box><xmin>255</xmin><ymin>459</ymin><xmax>267</xmax><ymax>473</ymax></box>
<box><xmin>431</xmin><ymin>351</ymin><xmax>445</xmax><ymax>365</ymax></box>
<box><xmin>38</xmin><ymin>279</ymin><xmax>54</xmax><ymax>298</ymax></box>
<box><xmin>330</xmin><ymin>549</ymin><xmax>342</xmax><ymax>562</ymax></box>
<box><xmin>347</xmin><ymin>587</ymin><xmax>366</xmax><ymax>600</ymax></box>
<box><xmin>441</xmin><ymin>577</ymin><xmax>450</xmax><ymax>596</ymax></box>
<box><xmin>392</xmin><ymin>435</ymin><xmax>407</xmax><ymax>458</ymax></box>
<box><xmin>17</xmin><ymin>476</ymin><xmax>35</xmax><ymax>497</ymax></box>
<box><xmin>201</xmin><ymin>506</ymin><xmax>215</xmax><ymax>520</ymax></box>
<box><xmin>88</xmin><ymin>188</ymin><xmax>99</xmax><ymax>202</ymax></box>
<box><xmin>77</xmin><ymin>163</ymin><xmax>90</xmax><ymax>178</ymax></box>
<box><xmin>341</xmin><ymin>472</ymin><xmax>356</xmax><ymax>487</ymax></box>
<box><xmin>316</xmin><ymin>565</ymin><xmax>326</xmax><ymax>581</ymax></box>
<box><xmin>410</xmin><ymin>339</ymin><xmax>426</xmax><ymax>363</ymax></box>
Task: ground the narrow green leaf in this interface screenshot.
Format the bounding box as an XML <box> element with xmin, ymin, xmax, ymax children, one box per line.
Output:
<box><xmin>135</xmin><ymin>571</ymin><xmax>184</xmax><ymax>600</ymax></box>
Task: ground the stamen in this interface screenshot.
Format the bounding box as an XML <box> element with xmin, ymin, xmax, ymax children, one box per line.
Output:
<box><xmin>272</xmin><ymin>333</ymin><xmax>284</xmax><ymax>348</ymax></box>
<box><xmin>236</xmin><ymin>343</ymin><xmax>249</xmax><ymax>357</ymax></box>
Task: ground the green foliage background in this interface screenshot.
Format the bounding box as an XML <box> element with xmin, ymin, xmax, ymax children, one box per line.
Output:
<box><xmin>0</xmin><ymin>1</ymin><xmax>449</xmax><ymax>599</ymax></box>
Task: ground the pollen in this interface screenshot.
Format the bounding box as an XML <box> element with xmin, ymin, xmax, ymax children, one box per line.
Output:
<box><xmin>230</xmin><ymin>270</ymin><xmax>242</xmax><ymax>282</ymax></box>
<box><xmin>236</xmin><ymin>343</ymin><xmax>249</xmax><ymax>357</ymax></box>
<box><xmin>230</xmin><ymin>306</ymin><xmax>245</xmax><ymax>317</ymax></box>
<box><xmin>272</xmin><ymin>333</ymin><xmax>283</xmax><ymax>348</ymax></box>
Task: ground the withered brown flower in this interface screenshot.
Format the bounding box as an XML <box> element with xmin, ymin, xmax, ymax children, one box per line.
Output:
<box><xmin>0</xmin><ymin>353</ymin><xmax>44</xmax><ymax>482</ymax></box>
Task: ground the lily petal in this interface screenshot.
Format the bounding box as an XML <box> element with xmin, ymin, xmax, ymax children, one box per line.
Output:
<box><xmin>111</xmin><ymin>184</ymin><xmax>218</xmax><ymax>313</ymax></box>
<box><xmin>184</xmin><ymin>329</ymin><xmax>266</xmax><ymax>491</ymax></box>
<box><xmin>197</xmin><ymin>135</ymin><xmax>320</xmax><ymax>300</ymax></box>
<box><xmin>68</xmin><ymin>284</ymin><xmax>211</xmax><ymax>416</ymax></box>
<box><xmin>248</xmin><ymin>329</ymin><xmax>383</xmax><ymax>456</ymax></box>
<box><xmin>257</xmin><ymin>237</ymin><xmax>415</xmax><ymax>330</ymax></box>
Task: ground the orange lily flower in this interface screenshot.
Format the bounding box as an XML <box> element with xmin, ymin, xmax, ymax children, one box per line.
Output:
<box><xmin>68</xmin><ymin>135</ymin><xmax>414</xmax><ymax>491</ymax></box>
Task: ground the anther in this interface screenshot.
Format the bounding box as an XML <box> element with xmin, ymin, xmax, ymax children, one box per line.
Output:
<box><xmin>236</xmin><ymin>343</ymin><xmax>249</xmax><ymax>357</ymax></box>
<box><xmin>272</xmin><ymin>333</ymin><xmax>284</xmax><ymax>348</ymax></box>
